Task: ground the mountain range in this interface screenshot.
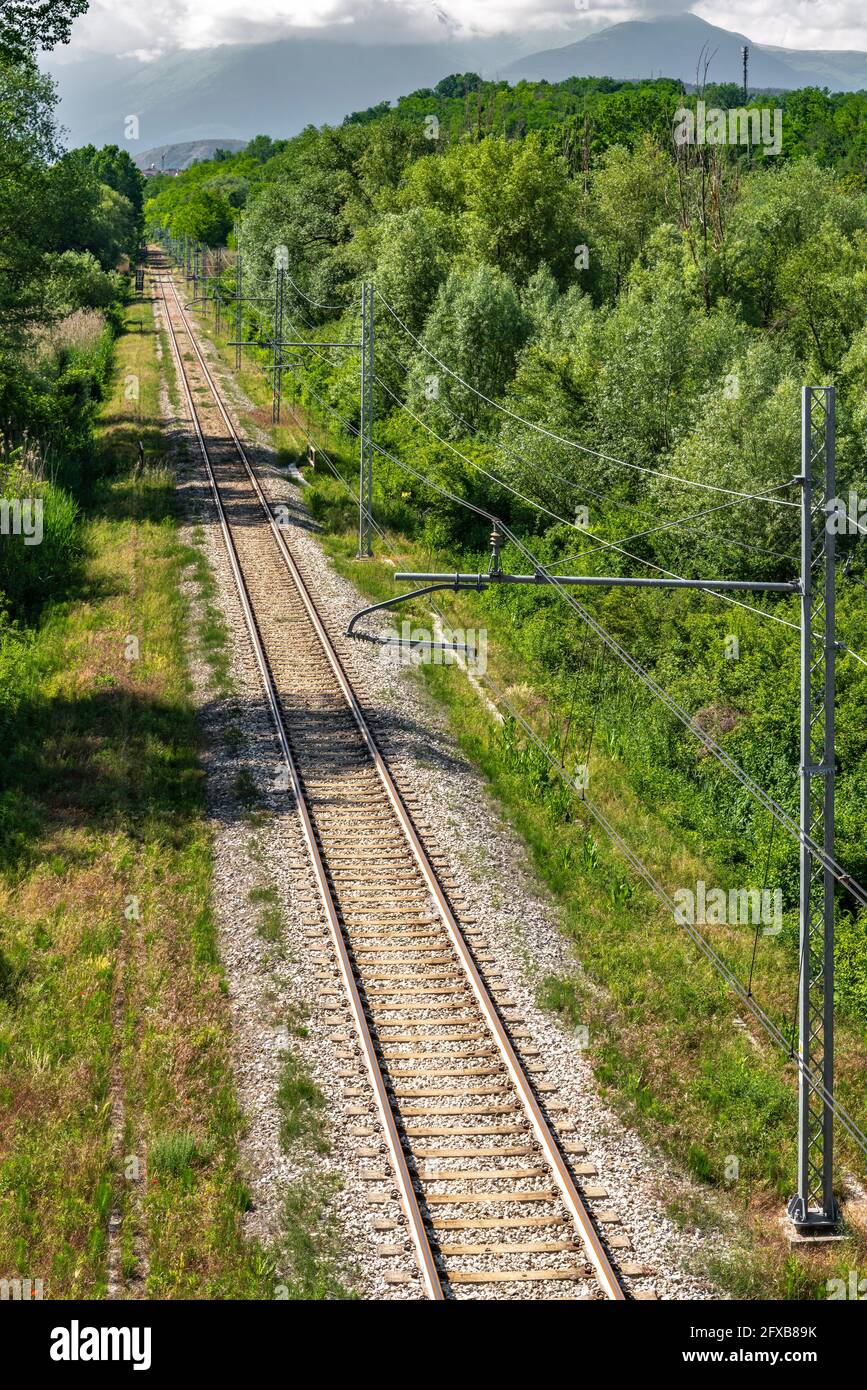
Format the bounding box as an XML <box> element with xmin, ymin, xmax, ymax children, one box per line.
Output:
<box><xmin>504</xmin><ymin>15</ymin><xmax>867</xmax><ymax>90</ymax></box>
<box><xmin>46</xmin><ymin>36</ymin><xmax>520</xmax><ymax>153</ymax></box>
<box><xmin>46</xmin><ymin>16</ymin><xmax>867</xmax><ymax>155</ymax></box>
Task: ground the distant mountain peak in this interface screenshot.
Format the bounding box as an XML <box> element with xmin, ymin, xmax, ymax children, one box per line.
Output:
<box><xmin>134</xmin><ymin>139</ymin><xmax>246</xmax><ymax>173</ymax></box>
<box><xmin>505</xmin><ymin>15</ymin><xmax>867</xmax><ymax>91</ymax></box>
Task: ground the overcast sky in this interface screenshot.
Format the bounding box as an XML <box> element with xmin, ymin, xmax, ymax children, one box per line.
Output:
<box><xmin>49</xmin><ymin>0</ymin><xmax>867</xmax><ymax>63</ymax></box>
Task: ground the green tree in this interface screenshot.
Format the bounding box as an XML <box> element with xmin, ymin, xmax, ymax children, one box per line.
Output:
<box><xmin>91</xmin><ymin>185</ymin><xmax>138</xmax><ymax>266</ymax></box>
<box><xmin>0</xmin><ymin>58</ymin><xmax>62</xmax><ymax>342</ymax></box>
<box><xmin>651</xmin><ymin>340</ymin><xmax>801</xmax><ymax>581</ymax></box>
<box><xmin>171</xmin><ymin>186</ymin><xmax>233</xmax><ymax>247</ymax></box>
<box><xmin>373</xmin><ymin>207</ymin><xmax>453</xmax><ymax>334</ymax></box>
<box><xmin>776</xmin><ymin>223</ymin><xmax>867</xmax><ymax>374</ymax></box>
<box><xmin>463</xmin><ymin>134</ymin><xmax>579</xmax><ymax>284</ymax></box>
<box><xmin>435</xmin><ymin>73</ymin><xmax>482</xmax><ymax>100</ymax></box>
<box><xmin>68</xmin><ymin>143</ymin><xmax>144</xmax><ymax>222</ymax></box>
<box><xmin>0</xmin><ymin>0</ymin><xmax>87</xmax><ymax>61</ymax></box>
<box><xmin>588</xmin><ymin>228</ymin><xmax>748</xmax><ymax>485</ymax></box>
<box><xmin>407</xmin><ymin>263</ymin><xmax>529</xmax><ymax>436</ymax></box>
<box><xmin>44</xmin><ymin>250</ymin><xmax>121</xmax><ymax>315</ymax></box>
<box><xmin>582</xmin><ymin>136</ymin><xmax>674</xmax><ymax>300</ymax></box>
<box><xmin>245</xmin><ymin>134</ymin><xmax>287</xmax><ymax>163</ymax></box>
<box><xmin>357</xmin><ymin>115</ymin><xmax>428</xmax><ymax>207</ymax></box>
<box><xmin>724</xmin><ymin>159</ymin><xmax>867</xmax><ymax>327</ymax></box>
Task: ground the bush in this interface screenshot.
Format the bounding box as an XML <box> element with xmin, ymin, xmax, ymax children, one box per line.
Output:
<box><xmin>43</xmin><ymin>252</ymin><xmax>123</xmax><ymax>317</ymax></box>
<box><xmin>0</xmin><ymin>453</ymin><xmax>81</xmax><ymax>619</ymax></box>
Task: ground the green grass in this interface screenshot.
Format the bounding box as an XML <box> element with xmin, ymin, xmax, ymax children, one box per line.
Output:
<box><xmin>0</xmin><ymin>268</ymin><xmax>362</xmax><ymax>1301</ymax></box>
<box><xmin>233</xmin><ymin>768</ymin><xmax>260</xmax><ymax>810</ymax></box>
<box><xmin>0</xmin><ymin>289</ymin><xmax>272</xmax><ymax>1299</ymax></box>
<box><xmin>179</xmin><ymin>528</ymin><xmax>234</xmax><ymax>697</ymax></box>
<box><xmin>275</xmin><ymin>1176</ymin><xmax>356</xmax><ymax>1300</ymax></box>
<box><xmin>276</xmin><ymin>1050</ymin><xmax>329</xmax><ymax>1155</ymax></box>
<box><xmin>149</xmin><ymin>1130</ymin><xmax>211</xmax><ymax>1179</ymax></box>
<box><xmin>249</xmin><ymin>885</ymin><xmax>284</xmax><ymax>943</ymax></box>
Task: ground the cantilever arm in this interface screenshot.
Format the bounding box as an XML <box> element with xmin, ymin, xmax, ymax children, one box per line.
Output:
<box><xmin>346</xmin><ymin>579</ymin><xmax>489</xmax><ymax>637</ymax></box>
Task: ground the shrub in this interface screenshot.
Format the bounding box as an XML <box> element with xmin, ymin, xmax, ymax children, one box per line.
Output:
<box><xmin>0</xmin><ymin>451</ymin><xmax>81</xmax><ymax>619</ymax></box>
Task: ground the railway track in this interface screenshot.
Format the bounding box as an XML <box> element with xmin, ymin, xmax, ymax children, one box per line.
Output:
<box><xmin>153</xmin><ymin>251</ymin><xmax>628</xmax><ymax>1301</ymax></box>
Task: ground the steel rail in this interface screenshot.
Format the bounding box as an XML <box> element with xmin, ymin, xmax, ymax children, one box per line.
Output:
<box><xmin>156</xmin><ymin>265</ymin><xmax>444</xmax><ymax>1300</ymax></box>
<box><xmin>158</xmin><ymin>257</ymin><xmax>626</xmax><ymax>1302</ymax></box>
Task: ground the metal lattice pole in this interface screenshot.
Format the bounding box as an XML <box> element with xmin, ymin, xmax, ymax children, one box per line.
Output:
<box><xmin>214</xmin><ymin>248</ymin><xmax>222</xmax><ymax>335</ymax></box>
<box><xmin>358</xmin><ymin>281</ymin><xmax>374</xmax><ymax>557</ymax></box>
<box><xmin>344</xmin><ymin>381</ymin><xmax>851</xmax><ymax>1219</ymax></box>
<box><xmin>272</xmin><ymin>265</ymin><xmax>285</xmax><ymax>424</ymax></box>
<box><xmin>788</xmin><ymin>385</ymin><xmax>838</xmax><ymax>1229</ymax></box>
<box><xmin>234</xmin><ymin>247</ymin><xmax>243</xmax><ymax>372</ymax></box>
<box><xmin>202</xmin><ymin>247</ymin><xmax>209</xmax><ymax>315</ymax></box>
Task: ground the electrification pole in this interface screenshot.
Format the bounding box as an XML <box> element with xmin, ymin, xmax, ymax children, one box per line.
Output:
<box><xmin>201</xmin><ymin>247</ymin><xmax>210</xmax><ymax>316</ymax></box>
<box><xmin>358</xmin><ymin>281</ymin><xmax>374</xmax><ymax>557</ymax></box>
<box><xmin>741</xmin><ymin>44</ymin><xmax>749</xmax><ymax>102</ymax></box>
<box><xmin>272</xmin><ymin>262</ymin><xmax>286</xmax><ymax>424</ymax></box>
<box><xmin>234</xmin><ymin>246</ymin><xmax>243</xmax><ymax>371</ymax></box>
<box><xmin>227</xmin><ymin>254</ymin><xmax>363</xmax><ymax>472</ymax></box>
<box><xmin>789</xmin><ymin>386</ymin><xmax>839</xmax><ymax>1228</ymax></box>
<box><xmin>214</xmin><ymin>248</ymin><xmax>223</xmax><ymax>334</ymax></box>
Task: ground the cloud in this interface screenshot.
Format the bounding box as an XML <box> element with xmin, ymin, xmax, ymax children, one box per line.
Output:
<box><xmin>695</xmin><ymin>0</ymin><xmax>867</xmax><ymax>50</ymax></box>
<box><xmin>46</xmin><ymin>0</ymin><xmax>867</xmax><ymax>63</ymax></box>
<box><xmin>44</xmin><ymin>0</ymin><xmax>683</xmax><ymax>61</ymax></box>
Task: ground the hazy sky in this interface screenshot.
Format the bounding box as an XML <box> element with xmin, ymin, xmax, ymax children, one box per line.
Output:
<box><xmin>50</xmin><ymin>0</ymin><xmax>867</xmax><ymax>62</ymax></box>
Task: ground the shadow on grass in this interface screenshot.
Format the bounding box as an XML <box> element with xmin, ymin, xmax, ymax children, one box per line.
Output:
<box><xmin>0</xmin><ymin>648</ymin><xmax>470</xmax><ymax>879</ymax></box>
<box><xmin>0</xmin><ymin>684</ymin><xmax>209</xmax><ymax>873</ymax></box>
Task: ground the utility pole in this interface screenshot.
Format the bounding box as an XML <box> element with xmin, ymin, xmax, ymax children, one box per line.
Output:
<box><xmin>357</xmin><ymin>281</ymin><xmax>374</xmax><ymax>558</ymax></box>
<box><xmin>201</xmin><ymin>247</ymin><xmax>210</xmax><ymax>317</ymax></box>
<box><xmin>214</xmin><ymin>248</ymin><xmax>222</xmax><ymax>334</ymax></box>
<box><xmin>741</xmin><ymin>44</ymin><xmax>749</xmax><ymax>103</ymax></box>
<box><xmin>227</xmin><ymin>255</ymin><xmax>363</xmax><ymax>464</ymax></box>
<box><xmin>272</xmin><ymin>260</ymin><xmax>286</xmax><ymax>424</ymax></box>
<box><xmin>234</xmin><ymin>239</ymin><xmax>243</xmax><ymax>372</ymax></box>
<box><xmin>789</xmin><ymin>386</ymin><xmax>839</xmax><ymax>1229</ymax></box>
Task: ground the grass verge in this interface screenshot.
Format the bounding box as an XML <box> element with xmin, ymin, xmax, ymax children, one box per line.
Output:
<box><xmin>0</xmin><ymin>288</ymin><xmax>269</xmax><ymax>1297</ymax></box>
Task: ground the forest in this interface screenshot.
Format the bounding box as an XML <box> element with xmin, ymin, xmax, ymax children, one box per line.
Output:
<box><xmin>0</xmin><ymin>18</ymin><xmax>142</xmax><ymax>627</ymax></box>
